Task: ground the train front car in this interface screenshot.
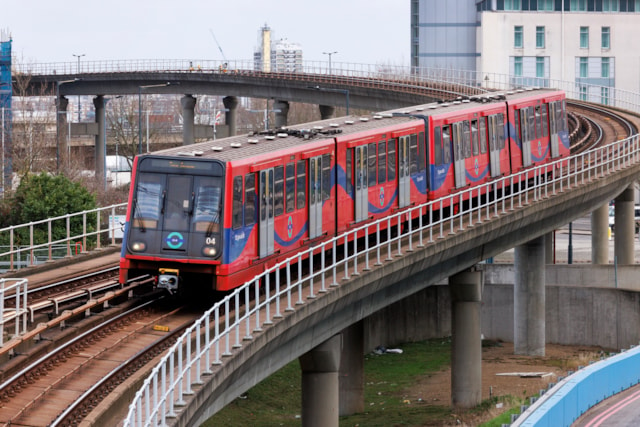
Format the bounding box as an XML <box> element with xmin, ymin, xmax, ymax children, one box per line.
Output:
<box><xmin>119</xmin><ymin>156</ymin><xmax>225</xmax><ymax>293</ymax></box>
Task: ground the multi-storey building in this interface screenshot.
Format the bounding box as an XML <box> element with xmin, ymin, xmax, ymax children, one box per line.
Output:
<box><xmin>412</xmin><ymin>0</ymin><xmax>640</xmax><ymax>102</ymax></box>
<box><xmin>254</xmin><ymin>24</ymin><xmax>303</xmax><ymax>73</ymax></box>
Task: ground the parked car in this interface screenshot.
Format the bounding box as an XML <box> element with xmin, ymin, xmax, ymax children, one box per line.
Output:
<box><xmin>608</xmin><ymin>204</ymin><xmax>640</xmax><ymax>232</ymax></box>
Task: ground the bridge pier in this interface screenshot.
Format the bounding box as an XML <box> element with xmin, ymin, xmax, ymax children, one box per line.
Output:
<box><xmin>56</xmin><ymin>95</ymin><xmax>69</xmax><ymax>171</ymax></box>
<box><xmin>614</xmin><ymin>186</ymin><xmax>635</xmax><ymax>265</ymax></box>
<box><xmin>181</xmin><ymin>94</ymin><xmax>196</xmax><ymax>145</ymax></box>
<box><xmin>299</xmin><ymin>334</ymin><xmax>341</xmax><ymax>427</ymax></box>
<box><xmin>514</xmin><ymin>235</ymin><xmax>545</xmax><ymax>356</ymax></box>
<box><xmin>545</xmin><ymin>232</ymin><xmax>554</xmax><ymax>264</ymax></box>
<box><xmin>223</xmin><ymin>96</ymin><xmax>239</xmax><ymax>136</ymax></box>
<box><xmin>339</xmin><ymin>321</ymin><xmax>364</xmax><ymax>416</ymax></box>
<box><xmin>592</xmin><ymin>204</ymin><xmax>610</xmax><ymax>265</ymax></box>
<box><xmin>449</xmin><ymin>269</ymin><xmax>483</xmax><ymax>408</ymax></box>
<box><xmin>274</xmin><ymin>100</ymin><xmax>289</xmax><ymax>128</ymax></box>
<box><xmin>93</xmin><ymin>95</ymin><xmax>106</xmax><ymax>189</ymax></box>
<box><xmin>319</xmin><ymin>105</ymin><xmax>335</xmax><ymax>120</ymax></box>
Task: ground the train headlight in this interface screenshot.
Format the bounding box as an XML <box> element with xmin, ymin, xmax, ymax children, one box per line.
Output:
<box><xmin>202</xmin><ymin>246</ymin><xmax>217</xmax><ymax>257</ymax></box>
<box><xmin>131</xmin><ymin>241</ymin><xmax>146</xmax><ymax>252</ymax></box>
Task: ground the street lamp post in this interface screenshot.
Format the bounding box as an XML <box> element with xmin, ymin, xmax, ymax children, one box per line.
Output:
<box><xmin>72</xmin><ymin>54</ymin><xmax>85</xmax><ymax>122</ymax></box>
<box><xmin>308</xmin><ymin>85</ymin><xmax>350</xmax><ymax>116</ymax></box>
<box><xmin>323</xmin><ymin>51</ymin><xmax>338</xmax><ymax>74</ymax></box>
<box><xmin>138</xmin><ymin>82</ymin><xmax>171</xmax><ymax>155</ymax></box>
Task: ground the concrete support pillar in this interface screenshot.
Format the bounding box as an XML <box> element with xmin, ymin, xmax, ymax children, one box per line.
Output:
<box><xmin>56</xmin><ymin>96</ymin><xmax>69</xmax><ymax>172</ymax></box>
<box><xmin>592</xmin><ymin>204</ymin><xmax>610</xmax><ymax>265</ymax></box>
<box><xmin>319</xmin><ymin>105</ymin><xmax>335</xmax><ymax>120</ymax></box>
<box><xmin>449</xmin><ymin>269</ymin><xmax>483</xmax><ymax>409</ymax></box>
<box><xmin>181</xmin><ymin>94</ymin><xmax>196</xmax><ymax>146</ymax></box>
<box><xmin>614</xmin><ymin>186</ymin><xmax>635</xmax><ymax>265</ymax></box>
<box><xmin>93</xmin><ymin>96</ymin><xmax>106</xmax><ymax>190</ymax></box>
<box><xmin>223</xmin><ymin>96</ymin><xmax>239</xmax><ymax>136</ymax></box>
<box><xmin>299</xmin><ymin>335</ymin><xmax>341</xmax><ymax>427</ymax></box>
<box><xmin>544</xmin><ymin>232</ymin><xmax>554</xmax><ymax>264</ymax></box>
<box><xmin>514</xmin><ymin>235</ymin><xmax>545</xmax><ymax>356</ymax></box>
<box><xmin>274</xmin><ymin>100</ymin><xmax>290</xmax><ymax>128</ymax></box>
<box><xmin>339</xmin><ymin>322</ymin><xmax>364</xmax><ymax>416</ymax></box>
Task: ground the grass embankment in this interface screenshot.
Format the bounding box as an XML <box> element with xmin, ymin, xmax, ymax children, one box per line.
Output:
<box><xmin>204</xmin><ymin>339</ymin><xmax>527</xmax><ymax>426</ymax></box>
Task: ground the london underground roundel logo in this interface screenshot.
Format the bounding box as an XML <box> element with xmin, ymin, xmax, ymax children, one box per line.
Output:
<box><xmin>166</xmin><ymin>232</ymin><xmax>185</xmax><ymax>249</ymax></box>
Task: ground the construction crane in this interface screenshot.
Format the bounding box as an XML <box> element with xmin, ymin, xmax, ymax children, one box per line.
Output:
<box><xmin>209</xmin><ymin>29</ymin><xmax>228</xmax><ymax>62</ymax></box>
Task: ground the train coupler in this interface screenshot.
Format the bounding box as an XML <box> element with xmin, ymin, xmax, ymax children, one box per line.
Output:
<box><xmin>158</xmin><ymin>268</ymin><xmax>180</xmax><ymax>293</ymax></box>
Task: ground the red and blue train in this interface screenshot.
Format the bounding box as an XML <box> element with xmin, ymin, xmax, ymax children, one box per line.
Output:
<box><xmin>119</xmin><ymin>88</ymin><xmax>570</xmax><ymax>293</ymax></box>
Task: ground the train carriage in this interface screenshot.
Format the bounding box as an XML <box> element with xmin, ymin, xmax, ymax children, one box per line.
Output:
<box><xmin>427</xmin><ymin>98</ymin><xmax>510</xmax><ymax>201</ymax></box>
<box><xmin>119</xmin><ymin>88</ymin><xmax>570</xmax><ymax>294</ymax></box>
<box><xmin>506</xmin><ymin>89</ymin><xmax>570</xmax><ymax>173</ymax></box>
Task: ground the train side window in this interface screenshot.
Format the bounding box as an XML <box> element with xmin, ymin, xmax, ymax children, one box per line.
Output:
<box><xmin>410</xmin><ymin>133</ymin><xmax>418</xmax><ymax>174</ymax></box>
<box><xmin>497</xmin><ymin>113</ymin><xmax>506</xmax><ymax>149</ymax></box>
<box><xmin>462</xmin><ymin>121</ymin><xmax>471</xmax><ymax>158</ymax></box>
<box><xmin>245</xmin><ymin>174</ymin><xmax>256</xmax><ymax>226</ymax></box>
<box><xmin>418</xmin><ymin>132</ymin><xmax>426</xmax><ymax>172</ymax></box>
<box><xmin>479</xmin><ymin>118</ymin><xmax>487</xmax><ymax>154</ymax></box>
<box><xmin>528</xmin><ymin>107</ymin><xmax>536</xmax><ymax>139</ymax></box>
<box><xmin>535</xmin><ymin>106</ymin><xmax>542</xmax><ymax>138</ymax></box>
<box><xmin>285</xmin><ymin>163</ymin><xmax>295</xmax><ymax>213</ymax></box>
<box><xmin>434</xmin><ymin>127</ymin><xmax>443</xmax><ymax>165</ymax></box>
<box><xmin>442</xmin><ymin>126</ymin><xmax>451</xmax><ymax>163</ymax></box>
<box><xmin>388</xmin><ymin>138</ymin><xmax>396</xmax><ymax>180</ymax></box>
<box><xmin>378</xmin><ymin>141</ymin><xmax>387</xmax><ymax>184</ymax></box>
<box><xmin>368</xmin><ymin>142</ymin><xmax>377</xmax><ymax>186</ymax></box>
<box><xmin>296</xmin><ymin>160</ymin><xmax>306</xmax><ymax>209</ymax></box>
<box><xmin>322</xmin><ymin>154</ymin><xmax>331</xmax><ymax>201</ymax></box>
<box><xmin>541</xmin><ymin>105</ymin><xmax>549</xmax><ymax>137</ymax></box>
<box><xmin>471</xmin><ymin>120</ymin><xmax>479</xmax><ymax>156</ymax></box>
<box><xmin>274</xmin><ymin>166</ymin><xmax>284</xmax><ymax>217</ymax></box>
<box><xmin>346</xmin><ymin>148</ymin><xmax>353</xmax><ymax>195</ymax></box>
<box><xmin>232</xmin><ymin>176</ymin><xmax>243</xmax><ymax>229</ymax></box>
<box><xmin>514</xmin><ymin>110</ymin><xmax>521</xmax><ymax>143</ymax></box>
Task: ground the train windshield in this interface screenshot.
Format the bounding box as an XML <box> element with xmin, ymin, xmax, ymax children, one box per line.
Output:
<box><xmin>132</xmin><ymin>173</ymin><xmax>222</xmax><ymax>233</ymax></box>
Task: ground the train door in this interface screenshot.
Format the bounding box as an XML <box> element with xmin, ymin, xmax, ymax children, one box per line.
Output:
<box><xmin>309</xmin><ymin>155</ymin><xmax>323</xmax><ymax>239</ymax></box>
<box><xmin>548</xmin><ymin>102</ymin><xmax>560</xmax><ymax>158</ymax></box>
<box><xmin>259</xmin><ymin>168</ymin><xmax>275</xmax><ymax>258</ymax></box>
<box><xmin>519</xmin><ymin>108</ymin><xmax>533</xmax><ymax>167</ymax></box>
<box><xmin>398</xmin><ymin>136</ymin><xmax>411</xmax><ymax>207</ymax></box>
<box><xmin>161</xmin><ymin>175</ymin><xmax>192</xmax><ymax>250</ymax></box>
<box><xmin>488</xmin><ymin>115</ymin><xmax>501</xmax><ymax>177</ymax></box>
<box><xmin>354</xmin><ymin>145</ymin><xmax>368</xmax><ymax>222</ymax></box>
<box><xmin>451</xmin><ymin>122</ymin><xmax>467</xmax><ymax>188</ymax></box>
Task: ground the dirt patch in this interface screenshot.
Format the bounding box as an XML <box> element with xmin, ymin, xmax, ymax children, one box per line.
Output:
<box><xmin>408</xmin><ymin>341</ymin><xmax>607</xmax><ymax>425</ymax></box>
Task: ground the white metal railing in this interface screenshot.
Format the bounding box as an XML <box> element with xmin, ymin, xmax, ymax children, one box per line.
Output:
<box><xmin>0</xmin><ymin>278</ymin><xmax>28</xmax><ymax>347</ymax></box>
<box><xmin>122</xmin><ymin>129</ymin><xmax>640</xmax><ymax>425</ymax></box>
<box><xmin>0</xmin><ymin>203</ymin><xmax>126</xmax><ymax>272</ymax></box>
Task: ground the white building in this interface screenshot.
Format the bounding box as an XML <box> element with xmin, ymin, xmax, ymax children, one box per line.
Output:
<box><xmin>254</xmin><ymin>24</ymin><xmax>303</xmax><ymax>72</ymax></box>
<box><xmin>412</xmin><ymin>0</ymin><xmax>640</xmax><ymax>103</ymax></box>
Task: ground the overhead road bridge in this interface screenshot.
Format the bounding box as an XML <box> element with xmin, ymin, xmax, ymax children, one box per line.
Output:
<box><xmin>16</xmin><ymin>59</ymin><xmax>485</xmax><ymax>112</ymax></box>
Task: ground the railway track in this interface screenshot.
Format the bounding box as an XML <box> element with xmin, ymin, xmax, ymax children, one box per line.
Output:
<box><xmin>568</xmin><ymin>101</ymin><xmax>639</xmax><ymax>154</ymax></box>
<box><xmin>0</xmin><ymin>298</ymin><xmax>200</xmax><ymax>426</ymax></box>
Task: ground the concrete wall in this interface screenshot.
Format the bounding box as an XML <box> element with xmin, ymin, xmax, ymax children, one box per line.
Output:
<box><xmin>364</xmin><ymin>265</ymin><xmax>640</xmax><ymax>352</ymax></box>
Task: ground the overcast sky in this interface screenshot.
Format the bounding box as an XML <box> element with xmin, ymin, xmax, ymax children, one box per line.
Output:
<box><xmin>2</xmin><ymin>1</ymin><xmax>410</xmax><ymax>66</ymax></box>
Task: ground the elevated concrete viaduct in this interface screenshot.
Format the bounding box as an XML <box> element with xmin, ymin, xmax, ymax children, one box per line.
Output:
<box><xmin>175</xmin><ymin>148</ymin><xmax>639</xmax><ymax>426</ymax></box>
